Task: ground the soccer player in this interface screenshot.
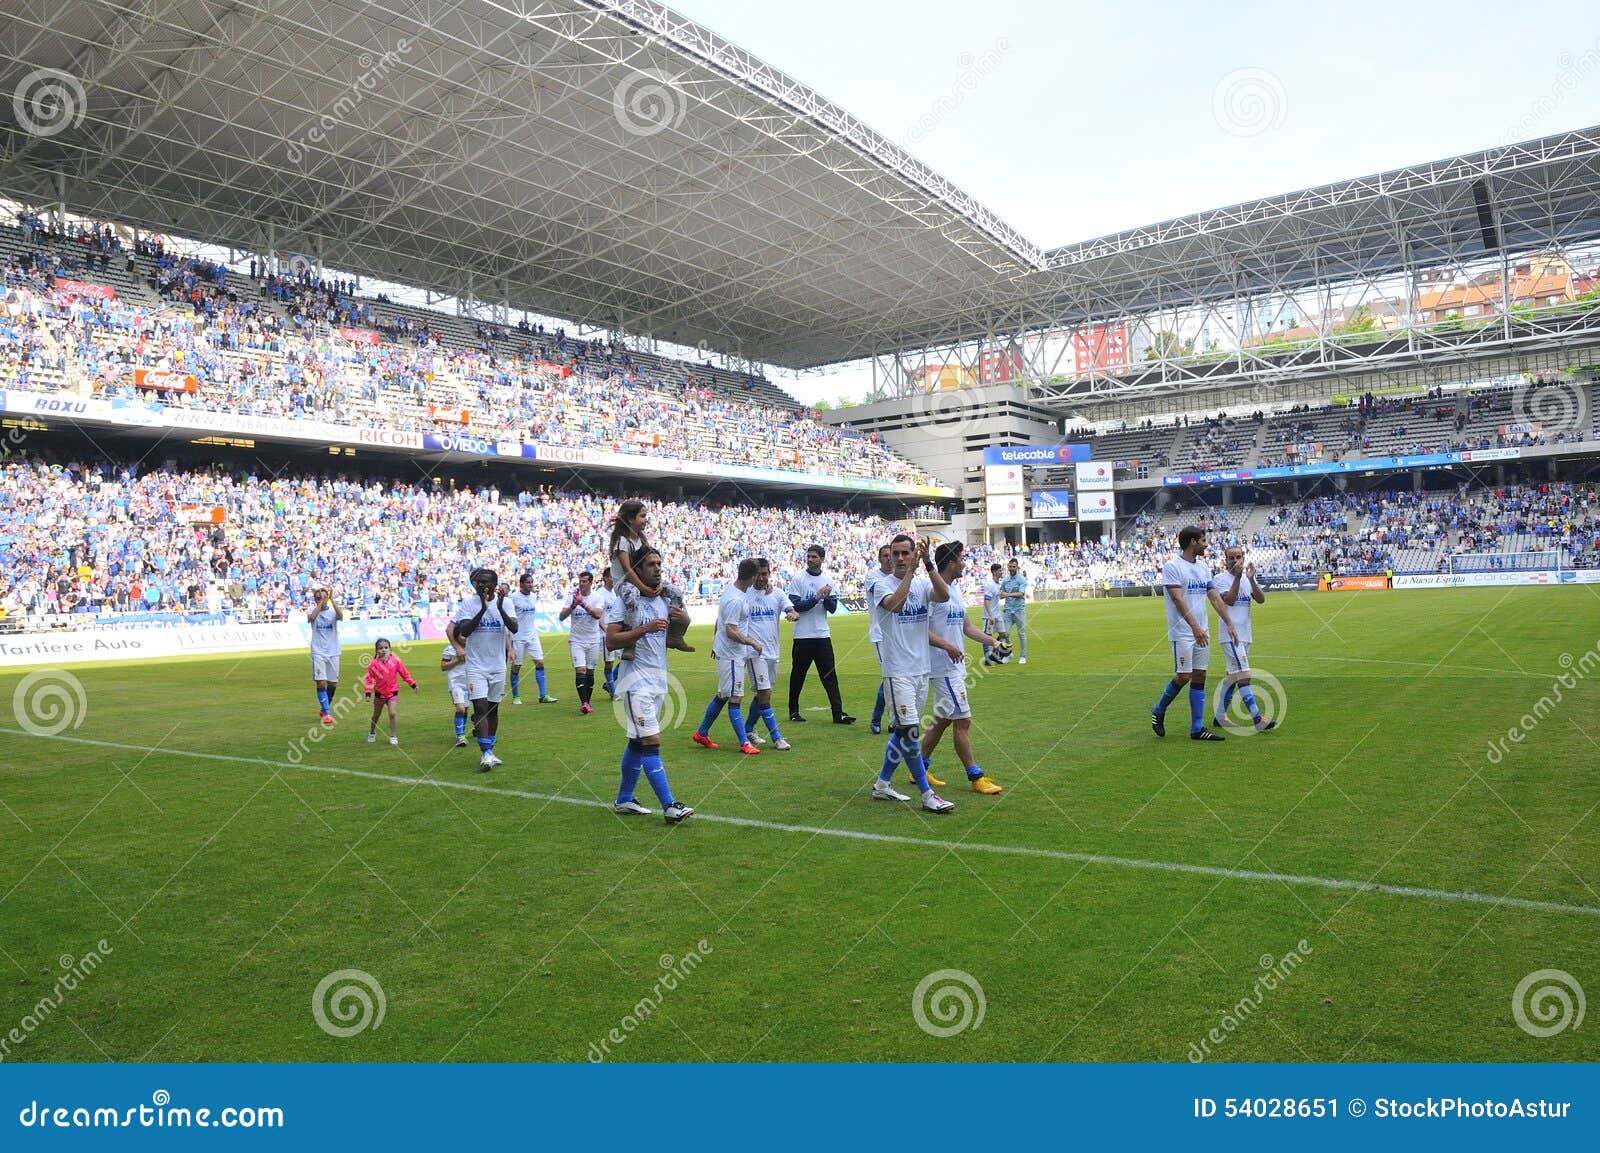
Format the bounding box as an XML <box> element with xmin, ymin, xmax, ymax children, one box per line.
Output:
<box><xmin>1152</xmin><ymin>527</ymin><xmax>1225</xmax><ymax>742</ymax></box>
<box><xmin>307</xmin><ymin>586</ymin><xmax>343</xmax><ymax>724</ymax></box>
<box><xmin>559</xmin><ymin>571</ymin><xmax>606</xmax><ymax>714</ymax></box>
<box><xmin>363</xmin><ymin>638</ymin><xmax>417</xmax><ymax>745</ymax></box>
<box><xmin>692</xmin><ymin>558</ymin><xmax>763</xmax><ymax>755</ymax></box>
<box><xmin>921</xmin><ymin>542</ymin><xmax>1004</xmax><ymax>794</ymax></box>
<box><xmin>786</xmin><ymin>544</ymin><xmax>854</xmax><ymax>724</ymax></box>
<box><xmin>449</xmin><ymin>568</ymin><xmax>517</xmax><ymax>770</ymax></box>
<box><xmin>507</xmin><ymin>572</ymin><xmax>556</xmax><ymax>704</ymax></box>
<box><xmin>605</xmin><ymin>546</ymin><xmax>695</xmax><ymax>823</ymax></box>
<box><xmin>865</xmin><ymin>544</ymin><xmax>895</xmax><ymax>734</ymax></box>
<box><xmin>744</xmin><ymin>558</ymin><xmax>796</xmax><ymax>749</ymax></box>
<box><xmin>869</xmin><ymin>535</ymin><xmax>956</xmax><ymax>813</ymax></box>
<box><xmin>981</xmin><ymin>563</ymin><xmax>1006</xmax><ymax>664</ymax></box>
<box><xmin>440</xmin><ymin>640</ymin><xmax>471</xmax><ymax>747</ymax></box>
<box><xmin>1000</xmin><ymin>557</ymin><xmax>1029</xmax><ymax>665</ymax></box>
<box><xmin>596</xmin><ymin>570</ymin><xmax>620</xmax><ymax>699</ymax></box>
<box><xmin>1209</xmin><ymin>546</ymin><xmax>1276</xmax><ymax>732</ymax></box>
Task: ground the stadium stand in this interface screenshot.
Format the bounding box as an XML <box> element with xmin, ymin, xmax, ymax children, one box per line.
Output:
<box><xmin>0</xmin><ymin>216</ymin><xmax>936</xmax><ymax>488</ymax></box>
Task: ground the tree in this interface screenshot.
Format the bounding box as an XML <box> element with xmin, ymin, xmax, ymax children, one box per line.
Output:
<box><xmin>1145</xmin><ymin>330</ymin><xmax>1195</xmax><ymax>361</ymax></box>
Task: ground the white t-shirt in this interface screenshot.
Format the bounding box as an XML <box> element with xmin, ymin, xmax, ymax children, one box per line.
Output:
<box><xmin>606</xmin><ymin>590</ymin><xmax>669</xmax><ymax>690</ymax></box>
<box><xmin>872</xmin><ymin>572</ymin><xmax>934</xmax><ymax>678</ymax></box>
<box><xmin>865</xmin><ymin>567</ymin><xmax>895</xmax><ymax>644</ymax></box>
<box><xmin>458</xmin><ymin>596</ymin><xmax>510</xmax><ymax>672</ymax></box>
<box><xmin>980</xmin><ymin>578</ymin><xmax>1002</xmax><ymax>617</ymax></box>
<box><xmin>508</xmin><ymin>589</ymin><xmax>539</xmax><ymax>629</ymax></box>
<box><xmin>567</xmin><ymin>588</ymin><xmax>605</xmax><ymax>645</ymax></box>
<box><xmin>927</xmin><ymin>583</ymin><xmax>969</xmax><ymax>680</ymax></box>
<box><xmin>712</xmin><ymin>583</ymin><xmax>754</xmax><ymax>661</ymax></box>
<box><xmin>441</xmin><ymin>644</ymin><xmax>468</xmax><ymax>692</ymax></box>
<box><xmin>745</xmin><ymin>586</ymin><xmax>785</xmax><ymax>659</ymax></box>
<box><xmin>1210</xmin><ymin>569</ymin><xmax>1256</xmax><ymax>644</ymax></box>
<box><xmin>1160</xmin><ymin>555</ymin><xmax>1214</xmax><ymax>642</ymax></box>
<box><xmin>787</xmin><ymin>568</ymin><xmax>835</xmax><ymax>640</ymax></box>
<box><xmin>308</xmin><ymin>606</ymin><xmax>339</xmax><ymax>657</ymax></box>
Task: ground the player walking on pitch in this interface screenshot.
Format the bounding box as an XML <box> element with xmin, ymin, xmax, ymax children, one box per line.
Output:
<box><xmin>1210</xmin><ymin>546</ymin><xmax>1276</xmax><ymax>732</ymax></box>
<box><xmin>744</xmin><ymin>558</ymin><xmax>796</xmax><ymax>749</ymax></box>
<box><xmin>605</xmin><ymin>545</ymin><xmax>695</xmax><ymax>823</ymax></box>
<box><xmin>981</xmin><ymin>563</ymin><xmax>1006</xmax><ymax>664</ymax></box>
<box><xmin>1152</xmin><ymin>527</ymin><xmax>1225</xmax><ymax>742</ymax></box>
<box><xmin>449</xmin><ymin>568</ymin><xmax>517</xmax><ymax>769</ymax></box>
<box><xmin>559</xmin><ymin>571</ymin><xmax>605</xmax><ymax>714</ymax></box>
<box><xmin>693</xmin><ymin>558</ymin><xmax>764</xmax><ymax>755</ymax></box>
<box><xmin>440</xmin><ymin>639</ymin><xmax>471</xmax><ymax>746</ymax></box>
<box><xmin>865</xmin><ymin>544</ymin><xmax>895</xmax><ymax>734</ymax></box>
<box><xmin>869</xmin><ymin>535</ymin><xmax>956</xmax><ymax>813</ymax></box>
<box><xmin>920</xmin><ymin>542</ymin><xmax>1005</xmax><ymax>794</ymax></box>
<box><xmin>508</xmin><ymin>572</ymin><xmax>556</xmax><ymax>704</ymax></box>
<box><xmin>307</xmin><ymin>586</ymin><xmax>344</xmax><ymax>724</ymax></box>
<box><xmin>1000</xmin><ymin>558</ymin><xmax>1029</xmax><ymax>665</ymax></box>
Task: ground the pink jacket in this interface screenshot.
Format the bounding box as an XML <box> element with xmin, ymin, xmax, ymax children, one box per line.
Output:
<box><xmin>364</xmin><ymin>654</ymin><xmax>416</xmax><ymax>697</ymax></box>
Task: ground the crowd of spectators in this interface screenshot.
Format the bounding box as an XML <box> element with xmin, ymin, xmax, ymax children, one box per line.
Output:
<box><xmin>0</xmin><ymin>220</ymin><xmax>936</xmax><ymax>487</ymax></box>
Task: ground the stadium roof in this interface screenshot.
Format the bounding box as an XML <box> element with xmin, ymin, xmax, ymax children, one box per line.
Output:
<box><xmin>4</xmin><ymin>1</ymin><xmax>1600</xmax><ymax>371</ymax></box>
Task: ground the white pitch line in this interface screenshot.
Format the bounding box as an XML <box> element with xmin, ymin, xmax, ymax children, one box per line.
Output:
<box><xmin>6</xmin><ymin>727</ymin><xmax>1600</xmax><ymax>920</ymax></box>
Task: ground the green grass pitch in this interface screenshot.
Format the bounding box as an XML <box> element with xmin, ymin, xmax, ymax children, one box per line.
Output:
<box><xmin>1</xmin><ymin>588</ymin><xmax>1597</xmax><ymax>1062</ymax></box>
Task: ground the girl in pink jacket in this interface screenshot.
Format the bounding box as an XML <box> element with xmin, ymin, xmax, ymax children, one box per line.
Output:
<box><xmin>364</xmin><ymin>638</ymin><xmax>417</xmax><ymax>745</ymax></box>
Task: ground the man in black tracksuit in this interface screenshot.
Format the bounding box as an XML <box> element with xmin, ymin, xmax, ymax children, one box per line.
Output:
<box><xmin>786</xmin><ymin>544</ymin><xmax>855</xmax><ymax>725</ymax></box>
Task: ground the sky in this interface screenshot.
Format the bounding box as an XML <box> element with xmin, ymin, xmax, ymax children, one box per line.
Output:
<box><xmin>665</xmin><ymin>0</ymin><xmax>1600</xmax><ymax>403</ymax></box>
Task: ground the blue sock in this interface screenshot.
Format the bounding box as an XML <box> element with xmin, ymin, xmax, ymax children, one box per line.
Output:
<box><xmin>605</xmin><ymin>666</ymin><xmax>617</xmax><ymax>693</ymax></box>
<box><xmin>1154</xmin><ymin>679</ymin><xmax>1181</xmax><ymax>715</ymax></box>
<box><xmin>904</xmin><ymin>735</ymin><xmax>931</xmax><ymax>792</ymax></box>
<box><xmin>727</xmin><ymin>703</ymin><xmax>750</xmax><ymax>745</ymax></box>
<box><xmin>878</xmin><ymin>735</ymin><xmax>900</xmax><ymax>782</ymax></box>
<box><xmin>1189</xmin><ymin>685</ymin><xmax>1205</xmax><ymax>733</ymax></box>
<box><xmin>477</xmin><ymin>735</ymin><xmax>492</xmax><ymax>753</ymax></box>
<box><xmin>870</xmin><ymin>685</ymin><xmax>885</xmax><ymax>726</ymax></box>
<box><xmin>1239</xmin><ymin>685</ymin><xmax>1262</xmax><ymax>722</ymax></box>
<box><xmin>967</xmin><ymin>763</ymin><xmax>984</xmax><ymax>781</ymax></box>
<box><xmin>535</xmin><ymin>668</ymin><xmax>548</xmax><ymax>698</ymax></box>
<box><xmin>761</xmin><ymin>707</ymin><xmax>782</xmax><ymax>740</ymax></box>
<box><xmin>697</xmin><ymin>696</ymin><xmax>725</xmax><ymax>737</ymax></box>
<box><xmin>316</xmin><ymin>687</ymin><xmax>330</xmax><ymax>713</ymax></box>
<box><xmin>641</xmin><ymin>753</ymin><xmax>674</xmax><ymax>807</ymax></box>
<box><xmin>510</xmin><ymin>671</ymin><xmax>521</xmax><ymax>698</ymax></box>
<box><xmin>1220</xmin><ymin>682</ymin><xmax>1237</xmax><ymax>716</ymax></box>
<box><xmin>617</xmin><ymin>746</ymin><xmax>643</xmax><ymax>803</ymax></box>
<box><xmin>454</xmin><ymin>714</ymin><xmax>466</xmax><ymax>738</ymax></box>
